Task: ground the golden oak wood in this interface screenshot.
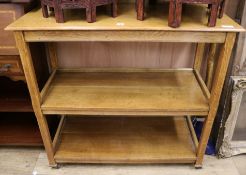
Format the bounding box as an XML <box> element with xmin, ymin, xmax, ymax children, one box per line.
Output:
<box><xmin>47</xmin><ymin>42</ymin><xmax>58</xmax><ymax>71</ymax></box>
<box><xmin>194</xmin><ymin>43</ymin><xmax>206</xmax><ymax>72</ymax></box>
<box><xmin>206</xmin><ymin>44</ymin><xmax>217</xmax><ymax>90</ymax></box>
<box><xmin>41</xmin><ymin>70</ymin><xmax>209</xmax><ymax>116</ymax></box>
<box><xmin>194</xmin><ymin>69</ymin><xmax>211</xmax><ymax>99</ymax></box>
<box><xmin>6</xmin><ymin>5</ymin><xmax>244</xmax><ymax>32</ymax></box>
<box><xmin>195</xmin><ymin>33</ymin><xmax>236</xmax><ymax>167</ymax></box>
<box><xmin>54</xmin><ymin>116</ymin><xmax>196</xmax><ymax>163</ymax></box>
<box><xmin>53</xmin><ymin>115</ymin><xmax>65</xmax><ymax>153</ymax></box>
<box><xmin>8</xmin><ymin>3</ymin><xmax>242</xmax><ymax>167</ymax></box>
<box><xmin>23</xmin><ymin>30</ymin><xmax>228</xmax><ymax>43</ymax></box>
<box><xmin>187</xmin><ymin>116</ymin><xmax>199</xmax><ymax>150</ymax></box>
<box><xmin>14</xmin><ymin>31</ymin><xmax>56</xmax><ymax>167</ymax></box>
<box><xmin>40</xmin><ymin>69</ymin><xmax>56</xmax><ymax>102</ymax></box>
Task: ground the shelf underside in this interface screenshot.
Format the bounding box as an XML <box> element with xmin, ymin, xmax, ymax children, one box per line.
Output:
<box><xmin>54</xmin><ymin>116</ymin><xmax>196</xmax><ymax>163</ymax></box>
<box><xmin>41</xmin><ymin>69</ymin><xmax>209</xmax><ymax>116</ymax></box>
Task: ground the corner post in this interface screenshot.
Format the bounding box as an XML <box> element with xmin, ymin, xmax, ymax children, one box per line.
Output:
<box><xmin>195</xmin><ymin>33</ymin><xmax>236</xmax><ymax>168</ymax></box>
<box><xmin>14</xmin><ymin>31</ymin><xmax>57</xmax><ymax>167</ymax></box>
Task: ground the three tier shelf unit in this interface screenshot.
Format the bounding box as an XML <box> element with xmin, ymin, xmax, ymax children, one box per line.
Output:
<box><xmin>6</xmin><ymin>4</ymin><xmax>244</xmax><ymax>168</ymax></box>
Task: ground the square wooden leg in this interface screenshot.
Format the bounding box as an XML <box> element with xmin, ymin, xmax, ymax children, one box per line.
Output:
<box><xmin>218</xmin><ymin>0</ymin><xmax>225</xmax><ymax>18</ymax></box>
<box><xmin>86</xmin><ymin>8</ymin><xmax>92</xmax><ymax>22</ymax></box>
<box><xmin>137</xmin><ymin>0</ymin><xmax>144</xmax><ymax>20</ymax></box>
<box><xmin>54</xmin><ymin>7</ymin><xmax>64</xmax><ymax>23</ymax></box>
<box><xmin>41</xmin><ymin>4</ymin><xmax>49</xmax><ymax>18</ymax></box>
<box><xmin>168</xmin><ymin>0</ymin><xmax>182</xmax><ymax>28</ymax></box>
<box><xmin>86</xmin><ymin>6</ymin><xmax>96</xmax><ymax>23</ymax></box>
<box><xmin>208</xmin><ymin>3</ymin><xmax>219</xmax><ymax>27</ymax></box>
<box><xmin>111</xmin><ymin>0</ymin><xmax>117</xmax><ymax>18</ymax></box>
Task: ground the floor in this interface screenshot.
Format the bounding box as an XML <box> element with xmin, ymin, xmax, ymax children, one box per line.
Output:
<box><xmin>0</xmin><ymin>147</ymin><xmax>245</xmax><ymax>175</ymax></box>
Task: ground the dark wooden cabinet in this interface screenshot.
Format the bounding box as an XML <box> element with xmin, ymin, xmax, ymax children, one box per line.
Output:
<box><xmin>0</xmin><ymin>4</ymin><xmax>21</xmax><ymax>55</ymax></box>
<box><xmin>0</xmin><ymin>0</ymin><xmax>54</xmax><ymax>146</ymax></box>
<box><xmin>0</xmin><ymin>1</ymin><xmax>37</xmax><ymax>56</ymax></box>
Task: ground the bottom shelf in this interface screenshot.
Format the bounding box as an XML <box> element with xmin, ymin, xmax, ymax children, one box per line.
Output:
<box><xmin>0</xmin><ymin>113</ymin><xmax>43</xmax><ymax>146</ymax></box>
<box><xmin>54</xmin><ymin>116</ymin><xmax>197</xmax><ymax>164</ymax></box>
<box><xmin>0</xmin><ymin>113</ymin><xmax>59</xmax><ymax>146</ymax></box>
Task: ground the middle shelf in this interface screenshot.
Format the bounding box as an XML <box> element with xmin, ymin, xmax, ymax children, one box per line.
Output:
<box><xmin>41</xmin><ymin>69</ymin><xmax>209</xmax><ymax>116</ymax></box>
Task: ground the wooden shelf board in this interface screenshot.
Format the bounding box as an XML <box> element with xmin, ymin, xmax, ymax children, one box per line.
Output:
<box><xmin>54</xmin><ymin>116</ymin><xmax>196</xmax><ymax>163</ymax></box>
<box><xmin>6</xmin><ymin>3</ymin><xmax>244</xmax><ymax>32</ymax></box>
<box><xmin>41</xmin><ymin>69</ymin><xmax>209</xmax><ymax>116</ymax></box>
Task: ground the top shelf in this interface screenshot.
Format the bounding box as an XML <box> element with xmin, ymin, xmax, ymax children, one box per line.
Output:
<box><xmin>6</xmin><ymin>3</ymin><xmax>244</xmax><ymax>32</ymax></box>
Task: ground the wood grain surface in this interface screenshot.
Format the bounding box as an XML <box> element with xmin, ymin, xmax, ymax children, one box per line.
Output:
<box><xmin>6</xmin><ymin>4</ymin><xmax>244</xmax><ymax>32</ymax></box>
<box><xmin>41</xmin><ymin>69</ymin><xmax>209</xmax><ymax>115</ymax></box>
<box><xmin>54</xmin><ymin>116</ymin><xmax>196</xmax><ymax>163</ymax></box>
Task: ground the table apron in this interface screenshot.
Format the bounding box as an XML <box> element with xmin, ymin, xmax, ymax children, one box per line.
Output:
<box><xmin>23</xmin><ymin>30</ymin><xmax>227</xmax><ymax>43</ymax></box>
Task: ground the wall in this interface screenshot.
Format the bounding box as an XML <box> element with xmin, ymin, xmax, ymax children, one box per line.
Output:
<box><xmin>57</xmin><ymin>42</ymin><xmax>195</xmax><ymax>69</ymax></box>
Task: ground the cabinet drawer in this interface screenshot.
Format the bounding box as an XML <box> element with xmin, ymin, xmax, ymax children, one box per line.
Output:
<box><xmin>0</xmin><ymin>56</ymin><xmax>23</xmax><ymax>76</ymax></box>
